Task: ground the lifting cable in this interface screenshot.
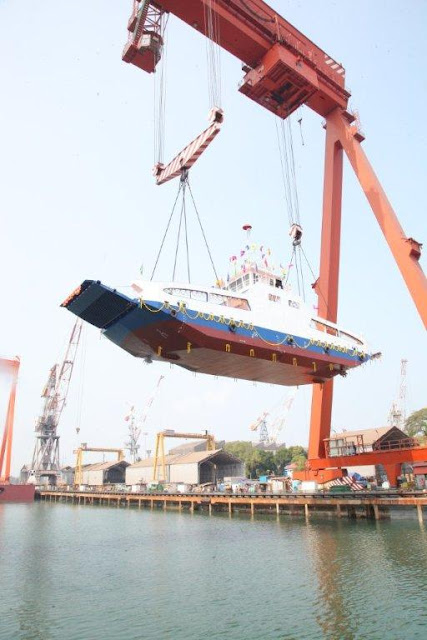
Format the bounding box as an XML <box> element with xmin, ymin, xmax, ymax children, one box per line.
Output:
<box><xmin>276</xmin><ymin>112</ymin><xmax>331</xmax><ymax>309</ymax></box>
<box><xmin>150</xmin><ymin>170</ymin><xmax>219</xmax><ymax>284</ymax></box>
<box><xmin>153</xmin><ymin>13</ymin><xmax>169</xmax><ymax>166</ymax></box>
<box><xmin>204</xmin><ymin>0</ymin><xmax>222</xmax><ymax>109</ymax></box>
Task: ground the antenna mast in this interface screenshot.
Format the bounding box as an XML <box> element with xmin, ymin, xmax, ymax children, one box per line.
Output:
<box><xmin>388</xmin><ymin>358</ymin><xmax>408</xmax><ymax>430</ymax></box>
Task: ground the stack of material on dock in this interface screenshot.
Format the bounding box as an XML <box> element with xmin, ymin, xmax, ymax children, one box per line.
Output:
<box><xmin>328</xmin><ymin>476</ymin><xmax>365</xmax><ymax>491</ymax></box>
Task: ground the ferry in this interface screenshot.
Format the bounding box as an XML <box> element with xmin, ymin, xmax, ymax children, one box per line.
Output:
<box><xmin>62</xmin><ymin>264</ymin><xmax>375</xmax><ymax>386</ymax></box>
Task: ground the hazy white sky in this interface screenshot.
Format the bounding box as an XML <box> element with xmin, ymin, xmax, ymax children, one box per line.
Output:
<box><xmin>1</xmin><ymin>1</ymin><xmax>426</xmax><ymax>474</ymax></box>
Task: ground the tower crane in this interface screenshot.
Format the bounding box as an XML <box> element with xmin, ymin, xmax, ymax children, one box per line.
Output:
<box><xmin>28</xmin><ymin>319</ymin><xmax>82</xmax><ymax>486</ymax></box>
<box><xmin>250</xmin><ymin>389</ymin><xmax>297</xmax><ymax>445</ymax></box>
<box><xmin>122</xmin><ymin>0</ymin><xmax>427</xmax><ymax>487</ymax></box>
<box><xmin>124</xmin><ymin>374</ymin><xmax>164</xmax><ymax>462</ymax></box>
<box><xmin>388</xmin><ymin>359</ymin><xmax>408</xmax><ymax>431</ymax></box>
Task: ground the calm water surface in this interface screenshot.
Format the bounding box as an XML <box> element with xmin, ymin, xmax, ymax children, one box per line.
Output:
<box><xmin>0</xmin><ymin>503</ymin><xmax>426</xmax><ymax>640</ymax></box>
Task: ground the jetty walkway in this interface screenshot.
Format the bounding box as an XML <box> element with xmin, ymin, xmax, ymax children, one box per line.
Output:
<box><xmin>38</xmin><ymin>489</ymin><xmax>427</xmax><ymax>522</ymax></box>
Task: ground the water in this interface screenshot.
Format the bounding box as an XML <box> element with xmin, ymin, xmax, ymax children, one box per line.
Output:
<box><xmin>1</xmin><ymin>503</ymin><xmax>426</xmax><ymax>640</ymax></box>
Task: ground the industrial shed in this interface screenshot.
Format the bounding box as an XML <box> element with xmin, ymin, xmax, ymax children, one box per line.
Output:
<box><xmin>81</xmin><ymin>460</ymin><xmax>129</xmax><ymax>486</ymax></box>
<box><xmin>325</xmin><ymin>426</ymin><xmax>413</xmax><ymax>457</ymax></box>
<box><xmin>126</xmin><ymin>450</ymin><xmax>244</xmax><ymax>485</ymax></box>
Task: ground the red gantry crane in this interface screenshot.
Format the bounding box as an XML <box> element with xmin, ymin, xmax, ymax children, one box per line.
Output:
<box><xmin>122</xmin><ymin>0</ymin><xmax>427</xmax><ymax>486</ymax></box>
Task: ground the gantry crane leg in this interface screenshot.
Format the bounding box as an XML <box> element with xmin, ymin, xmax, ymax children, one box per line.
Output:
<box><xmin>309</xmin><ymin>119</ymin><xmax>343</xmax><ymax>465</ymax></box>
<box><xmin>330</xmin><ymin>108</ymin><xmax>427</xmax><ymax>328</ymax></box>
<box><xmin>308</xmin><ymin>108</ymin><xmax>427</xmax><ymax>482</ymax></box>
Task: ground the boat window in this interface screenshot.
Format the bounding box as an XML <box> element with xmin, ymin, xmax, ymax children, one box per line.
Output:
<box><xmin>210</xmin><ymin>293</ymin><xmax>228</xmax><ymax>305</ymax></box>
<box><xmin>163</xmin><ymin>287</ymin><xmax>204</xmax><ymax>301</ymax></box>
<box><xmin>311</xmin><ymin>319</ymin><xmax>327</xmax><ymax>332</ymax></box>
<box><xmin>190</xmin><ymin>290</ymin><xmax>207</xmax><ymax>302</ymax></box>
<box><xmin>209</xmin><ymin>292</ymin><xmax>250</xmax><ymax>310</ymax></box>
<box><xmin>244</xmin><ymin>274</ymin><xmax>250</xmax><ymax>284</ymax></box>
<box><xmin>268</xmin><ymin>293</ymin><xmax>281</xmax><ymax>302</ymax></box>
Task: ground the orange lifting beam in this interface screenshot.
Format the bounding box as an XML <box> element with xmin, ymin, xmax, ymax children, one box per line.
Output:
<box><xmin>0</xmin><ymin>357</ymin><xmax>20</xmax><ymax>484</ymax></box>
<box><xmin>153</xmin><ymin>107</ymin><xmax>224</xmax><ymax>185</ymax></box>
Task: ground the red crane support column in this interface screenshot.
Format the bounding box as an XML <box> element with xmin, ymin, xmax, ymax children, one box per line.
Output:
<box><xmin>330</xmin><ymin>109</ymin><xmax>427</xmax><ymax>328</ymax></box>
<box><xmin>309</xmin><ymin>112</ymin><xmax>343</xmax><ymax>460</ymax></box>
<box><xmin>0</xmin><ymin>359</ymin><xmax>19</xmax><ymax>483</ymax></box>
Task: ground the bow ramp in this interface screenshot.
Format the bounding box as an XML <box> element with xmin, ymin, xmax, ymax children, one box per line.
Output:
<box><xmin>62</xmin><ymin>281</ymin><xmax>138</xmax><ymax>330</ymax></box>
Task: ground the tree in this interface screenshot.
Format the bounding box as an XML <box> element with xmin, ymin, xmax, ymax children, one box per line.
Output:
<box><xmin>405</xmin><ymin>408</ymin><xmax>427</xmax><ymax>438</ymax></box>
<box><xmin>274</xmin><ymin>447</ymin><xmax>293</xmax><ymax>473</ymax></box>
<box><xmin>288</xmin><ymin>446</ymin><xmax>306</xmax><ymax>459</ymax></box>
<box><xmin>292</xmin><ymin>454</ymin><xmax>307</xmax><ymax>471</ymax></box>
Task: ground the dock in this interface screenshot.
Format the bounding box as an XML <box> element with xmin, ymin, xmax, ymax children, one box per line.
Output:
<box><xmin>37</xmin><ymin>490</ymin><xmax>427</xmax><ymax>522</ymax></box>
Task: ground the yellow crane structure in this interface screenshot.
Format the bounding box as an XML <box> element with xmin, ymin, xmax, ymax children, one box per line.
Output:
<box><xmin>152</xmin><ymin>430</ymin><xmax>215</xmax><ymax>482</ymax></box>
<box><xmin>74</xmin><ymin>444</ymin><xmax>124</xmax><ymax>485</ymax></box>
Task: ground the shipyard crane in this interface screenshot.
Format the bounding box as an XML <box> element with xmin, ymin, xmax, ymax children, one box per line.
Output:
<box><xmin>125</xmin><ymin>375</ymin><xmax>164</xmax><ymax>462</ymax></box>
<box><xmin>28</xmin><ymin>319</ymin><xmax>82</xmax><ymax>486</ymax></box>
<box><xmin>122</xmin><ymin>0</ymin><xmax>427</xmax><ymax>487</ymax></box>
<box><xmin>74</xmin><ymin>444</ymin><xmax>125</xmax><ymax>486</ymax></box>
<box><xmin>153</xmin><ymin>429</ymin><xmax>215</xmax><ymax>482</ymax></box>
<box><xmin>250</xmin><ymin>389</ymin><xmax>297</xmax><ymax>445</ymax></box>
<box><xmin>388</xmin><ymin>359</ymin><xmax>408</xmax><ymax>431</ymax></box>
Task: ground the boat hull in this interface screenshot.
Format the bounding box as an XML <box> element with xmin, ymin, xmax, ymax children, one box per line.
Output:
<box><xmin>0</xmin><ymin>484</ymin><xmax>35</xmax><ymax>503</ymax></box>
<box><xmin>62</xmin><ymin>280</ymin><xmax>369</xmax><ymax>386</ymax></box>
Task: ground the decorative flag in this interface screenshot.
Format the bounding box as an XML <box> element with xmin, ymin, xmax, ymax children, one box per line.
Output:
<box><xmin>240</xmin><ymin>250</ymin><xmax>245</xmax><ymax>257</ymax></box>
<box><xmin>245</xmin><ymin>245</ymin><xmax>250</xmax><ymax>251</ymax></box>
<box><xmin>264</xmin><ymin>259</ymin><xmax>268</xmax><ymax>268</ymax></box>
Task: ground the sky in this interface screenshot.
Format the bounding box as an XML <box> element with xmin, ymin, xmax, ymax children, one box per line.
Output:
<box><xmin>1</xmin><ymin>0</ymin><xmax>426</xmax><ymax>474</ymax></box>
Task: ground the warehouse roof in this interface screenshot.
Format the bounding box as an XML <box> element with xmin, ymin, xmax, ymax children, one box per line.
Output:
<box><xmin>168</xmin><ymin>440</ymin><xmax>224</xmax><ymax>454</ymax></box>
<box><xmin>128</xmin><ymin>449</ymin><xmax>242</xmax><ymax>469</ymax></box>
<box><xmin>83</xmin><ymin>460</ymin><xmax>130</xmax><ymax>472</ymax></box>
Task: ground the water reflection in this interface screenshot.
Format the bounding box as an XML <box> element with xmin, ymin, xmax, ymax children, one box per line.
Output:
<box><xmin>302</xmin><ymin>517</ymin><xmax>427</xmax><ymax>640</ymax></box>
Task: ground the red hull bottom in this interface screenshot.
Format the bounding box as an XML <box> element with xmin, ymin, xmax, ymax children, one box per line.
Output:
<box><xmin>0</xmin><ymin>484</ymin><xmax>35</xmax><ymax>503</ymax></box>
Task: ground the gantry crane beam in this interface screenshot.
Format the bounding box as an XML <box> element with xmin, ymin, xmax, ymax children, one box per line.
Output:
<box><xmin>124</xmin><ymin>0</ymin><xmax>349</xmax><ymax>119</ymax></box>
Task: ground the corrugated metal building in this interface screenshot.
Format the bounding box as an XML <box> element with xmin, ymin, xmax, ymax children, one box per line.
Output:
<box><xmin>81</xmin><ymin>460</ymin><xmax>130</xmax><ymax>486</ymax></box>
<box><xmin>168</xmin><ymin>439</ymin><xmax>225</xmax><ymax>456</ymax></box>
<box><xmin>126</xmin><ymin>449</ymin><xmax>244</xmax><ymax>485</ymax></box>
